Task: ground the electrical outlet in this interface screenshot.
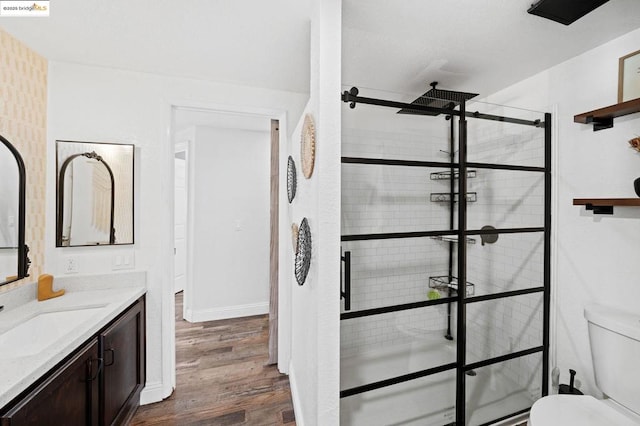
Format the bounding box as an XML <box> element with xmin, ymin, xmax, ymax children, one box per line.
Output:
<box><xmin>64</xmin><ymin>257</ymin><xmax>78</xmax><ymax>274</ymax></box>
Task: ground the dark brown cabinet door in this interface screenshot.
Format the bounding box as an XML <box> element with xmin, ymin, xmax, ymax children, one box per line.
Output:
<box><xmin>99</xmin><ymin>297</ymin><xmax>145</xmax><ymax>426</ymax></box>
<box><xmin>0</xmin><ymin>339</ymin><xmax>100</xmax><ymax>426</ymax></box>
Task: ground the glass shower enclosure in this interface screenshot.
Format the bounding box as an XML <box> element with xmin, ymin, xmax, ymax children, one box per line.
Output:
<box><xmin>339</xmin><ymin>87</ymin><xmax>551</xmax><ymax>425</ymax></box>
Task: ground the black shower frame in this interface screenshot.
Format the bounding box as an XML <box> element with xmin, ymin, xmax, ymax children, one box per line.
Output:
<box><xmin>339</xmin><ymin>88</ymin><xmax>551</xmax><ymax>425</ymax></box>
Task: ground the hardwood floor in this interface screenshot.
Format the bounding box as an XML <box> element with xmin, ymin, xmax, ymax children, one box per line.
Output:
<box><xmin>131</xmin><ymin>293</ymin><xmax>296</xmax><ymax>426</ymax></box>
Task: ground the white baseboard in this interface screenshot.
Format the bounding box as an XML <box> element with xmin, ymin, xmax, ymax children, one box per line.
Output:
<box><xmin>186</xmin><ymin>301</ymin><xmax>269</xmax><ymax>323</ymax></box>
<box><xmin>139</xmin><ymin>381</ymin><xmax>166</xmax><ymax>405</ymax></box>
<box><xmin>288</xmin><ymin>361</ymin><xmax>304</xmax><ymax>426</ymax></box>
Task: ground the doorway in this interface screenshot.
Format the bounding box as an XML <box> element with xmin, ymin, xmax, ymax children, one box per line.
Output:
<box><xmin>167</xmin><ymin>105</ymin><xmax>290</xmax><ymax>394</ymax></box>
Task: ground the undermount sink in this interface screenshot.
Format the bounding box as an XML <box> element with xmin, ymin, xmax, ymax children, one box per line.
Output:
<box><xmin>0</xmin><ymin>306</ymin><xmax>106</xmax><ymax>358</ymax></box>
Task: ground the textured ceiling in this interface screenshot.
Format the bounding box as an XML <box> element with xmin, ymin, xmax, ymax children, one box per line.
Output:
<box><xmin>1</xmin><ymin>0</ymin><xmax>640</xmax><ymax>99</ymax></box>
<box><xmin>342</xmin><ymin>0</ymin><xmax>640</xmax><ymax>98</ymax></box>
<box><xmin>0</xmin><ymin>0</ymin><xmax>312</xmax><ymax>93</ymax></box>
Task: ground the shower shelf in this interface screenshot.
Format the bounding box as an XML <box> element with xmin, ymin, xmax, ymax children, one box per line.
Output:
<box><xmin>429</xmin><ymin>276</ymin><xmax>475</xmax><ymax>297</ymax></box>
<box><xmin>430</xmin><ymin>192</ymin><xmax>477</xmax><ymax>203</ymax></box>
<box><xmin>429</xmin><ymin>235</ymin><xmax>476</xmax><ymax>245</ymax></box>
<box><xmin>430</xmin><ymin>170</ymin><xmax>476</xmax><ymax>180</ymax></box>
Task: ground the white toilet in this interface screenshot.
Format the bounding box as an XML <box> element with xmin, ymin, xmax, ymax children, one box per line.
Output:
<box><xmin>529</xmin><ymin>304</ymin><xmax>640</xmax><ymax>425</ymax></box>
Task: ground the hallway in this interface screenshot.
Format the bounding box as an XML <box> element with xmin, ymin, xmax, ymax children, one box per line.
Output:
<box><xmin>131</xmin><ymin>293</ymin><xmax>296</xmax><ymax>425</ymax></box>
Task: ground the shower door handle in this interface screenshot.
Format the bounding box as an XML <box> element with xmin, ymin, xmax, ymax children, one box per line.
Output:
<box><xmin>341</xmin><ymin>251</ymin><xmax>351</xmax><ymax>311</ymax></box>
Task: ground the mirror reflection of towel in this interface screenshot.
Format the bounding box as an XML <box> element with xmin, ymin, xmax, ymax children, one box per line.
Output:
<box><xmin>92</xmin><ymin>162</ymin><xmax>111</xmax><ymax>236</ymax></box>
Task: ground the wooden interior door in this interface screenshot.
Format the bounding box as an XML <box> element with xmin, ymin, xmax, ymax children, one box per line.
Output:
<box><xmin>268</xmin><ymin>119</ymin><xmax>279</xmax><ymax>365</ymax></box>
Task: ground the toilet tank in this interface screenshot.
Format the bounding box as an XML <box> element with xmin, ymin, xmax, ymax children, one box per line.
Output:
<box><xmin>584</xmin><ymin>304</ymin><xmax>640</xmax><ymax>415</ymax></box>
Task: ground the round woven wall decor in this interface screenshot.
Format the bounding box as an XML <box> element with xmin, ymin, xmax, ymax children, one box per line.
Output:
<box><xmin>301</xmin><ymin>114</ymin><xmax>316</xmax><ymax>179</ymax></box>
<box><xmin>291</xmin><ymin>223</ymin><xmax>299</xmax><ymax>253</ymax></box>
<box><xmin>287</xmin><ymin>156</ymin><xmax>297</xmax><ymax>203</ymax></box>
<box><xmin>295</xmin><ymin>218</ymin><xmax>312</xmax><ymax>285</ymax></box>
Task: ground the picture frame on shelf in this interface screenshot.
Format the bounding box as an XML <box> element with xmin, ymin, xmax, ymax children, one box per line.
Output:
<box><xmin>618</xmin><ymin>49</ymin><xmax>640</xmax><ymax>103</ymax></box>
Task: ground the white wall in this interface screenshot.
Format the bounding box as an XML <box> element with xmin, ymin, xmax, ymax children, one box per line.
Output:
<box><xmin>186</xmin><ymin>125</ymin><xmax>271</xmax><ymax>321</ymax></box>
<box><xmin>483</xmin><ymin>27</ymin><xmax>640</xmax><ymax>397</ymax></box>
<box><xmin>46</xmin><ymin>61</ymin><xmax>308</xmax><ymax>403</ymax></box>
<box><xmin>287</xmin><ymin>0</ymin><xmax>341</xmax><ymax>424</ymax></box>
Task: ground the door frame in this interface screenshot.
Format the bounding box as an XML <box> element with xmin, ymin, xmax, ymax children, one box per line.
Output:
<box><xmin>173</xmin><ymin>141</ymin><xmax>188</xmax><ymax>298</ymax></box>
<box><xmin>161</xmin><ymin>100</ymin><xmax>291</xmax><ymax>396</ymax></box>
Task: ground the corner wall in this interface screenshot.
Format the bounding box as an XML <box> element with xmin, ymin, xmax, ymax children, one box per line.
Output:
<box><xmin>287</xmin><ymin>0</ymin><xmax>341</xmax><ymax>424</ymax></box>
<box><xmin>483</xmin><ymin>27</ymin><xmax>640</xmax><ymax>397</ymax></box>
<box><xmin>0</xmin><ymin>28</ymin><xmax>46</xmax><ymax>292</ymax></box>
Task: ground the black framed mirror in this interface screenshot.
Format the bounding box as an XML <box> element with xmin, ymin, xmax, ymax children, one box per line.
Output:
<box><xmin>0</xmin><ymin>134</ymin><xmax>30</xmax><ymax>286</ymax></box>
<box><xmin>56</xmin><ymin>140</ymin><xmax>134</xmax><ymax>247</ymax></box>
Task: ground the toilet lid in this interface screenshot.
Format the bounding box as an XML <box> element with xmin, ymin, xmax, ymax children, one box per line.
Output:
<box><xmin>530</xmin><ymin>395</ymin><xmax>640</xmax><ymax>426</ymax></box>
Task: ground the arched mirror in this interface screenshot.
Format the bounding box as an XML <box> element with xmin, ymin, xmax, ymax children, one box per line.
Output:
<box><xmin>0</xmin><ymin>134</ymin><xmax>30</xmax><ymax>286</ymax></box>
<box><xmin>56</xmin><ymin>141</ymin><xmax>134</xmax><ymax>247</ymax></box>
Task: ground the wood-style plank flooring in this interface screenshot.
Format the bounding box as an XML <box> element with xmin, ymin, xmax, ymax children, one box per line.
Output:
<box><xmin>131</xmin><ymin>293</ymin><xmax>296</xmax><ymax>426</ymax></box>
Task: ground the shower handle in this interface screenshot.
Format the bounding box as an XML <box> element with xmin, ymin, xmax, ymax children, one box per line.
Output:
<box><xmin>341</xmin><ymin>251</ymin><xmax>351</xmax><ymax>311</ymax></box>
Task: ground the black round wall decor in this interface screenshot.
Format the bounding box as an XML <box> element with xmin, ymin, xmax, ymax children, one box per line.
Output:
<box><xmin>287</xmin><ymin>155</ymin><xmax>297</xmax><ymax>203</ymax></box>
<box><xmin>295</xmin><ymin>217</ymin><xmax>312</xmax><ymax>285</ymax></box>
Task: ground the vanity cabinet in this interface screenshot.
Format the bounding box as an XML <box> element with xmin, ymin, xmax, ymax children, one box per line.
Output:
<box><xmin>0</xmin><ymin>296</ymin><xmax>145</xmax><ymax>426</ymax></box>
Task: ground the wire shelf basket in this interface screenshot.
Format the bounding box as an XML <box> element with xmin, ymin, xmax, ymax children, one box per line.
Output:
<box><xmin>430</xmin><ymin>192</ymin><xmax>477</xmax><ymax>203</ymax></box>
<box><xmin>430</xmin><ymin>170</ymin><xmax>477</xmax><ymax>180</ymax></box>
<box><xmin>430</xmin><ymin>235</ymin><xmax>476</xmax><ymax>245</ymax></box>
<box><xmin>429</xmin><ymin>276</ymin><xmax>475</xmax><ymax>297</ymax></box>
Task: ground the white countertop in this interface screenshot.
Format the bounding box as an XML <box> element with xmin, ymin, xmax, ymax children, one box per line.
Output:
<box><xmin>0</xmin><ymin>285</ymin><xmax>146</xmax><ymax>408</ymax></box>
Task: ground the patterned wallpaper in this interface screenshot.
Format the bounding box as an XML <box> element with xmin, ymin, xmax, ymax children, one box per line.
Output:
<box><xmin>0</xmin><ymin>28</ymin><xmax>47</xmax><ymax>292</ymax></box>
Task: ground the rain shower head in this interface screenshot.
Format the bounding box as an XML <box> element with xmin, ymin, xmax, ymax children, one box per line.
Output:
<box><xmin>527</xmin><ymin>0</ymin><xmax>609</xmax><ymax>25</ymax></box>
<box><xmin>397</xmin><ymin>82</ymin><xmax>478</xmax><ymax>116</ymax></box>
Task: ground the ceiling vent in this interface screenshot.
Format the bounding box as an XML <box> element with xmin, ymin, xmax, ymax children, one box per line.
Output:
<box><xmin>397</xmin><ymin>82</ymin><xmax>478</xmax><ymax>116</ymax></box>
<box><xmin>527</xmin><ymin>0</ymin><xmax>610</xmax><ymax>25</ymax></box>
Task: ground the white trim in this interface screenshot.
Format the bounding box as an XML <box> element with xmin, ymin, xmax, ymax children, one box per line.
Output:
<box><xmin>174</xmin><ymin>140</ymin><xmax>189</xmax><ymax>154</ymax></box>
<box><xmin>172</xmin><ymin>101</ymin><xmax>287</xmax><ymax>122</ymax></box>
<box><xmin>184</xmin><ymin>133</ymin><xmax>196</xmax><ymax>324</ymax></box>
<box><xmin>139</xmin><ymin>381</ymin><xmax>167</xmax><ymax>405</ymax></box>
<box><xmin>161</xmin><ymin>101</ymin><xmax>178</xmax><ymax>398</ymax></box>
<box><xmin>550</xmin><ymin>104</ymin><xmax>560</xmax><ymax>372</ymax></box>
<box><xmin>185</xmin><ymin>302</ymin><xmax>269</xmax><ymax>322</ymax></box>
<box><xmin>288</xmin><ymin>361</ymin><xmax>305</xmax><ymax>426</ymax></box>
<box><xmin>277</xmin><ymin>113</ymin><xmax>291</xmax><ymax>374</ymax></box>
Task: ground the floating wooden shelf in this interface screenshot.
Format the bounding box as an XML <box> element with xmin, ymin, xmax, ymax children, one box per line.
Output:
<box><xmin>574</xmin><ymin>98</ymin><xmax>640</xmax><ymax>131</ymax></box>
<box><xmin>573</xmin><ymin>198</ymin><xmax>640</xmax><ymax>214</ymax></box>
